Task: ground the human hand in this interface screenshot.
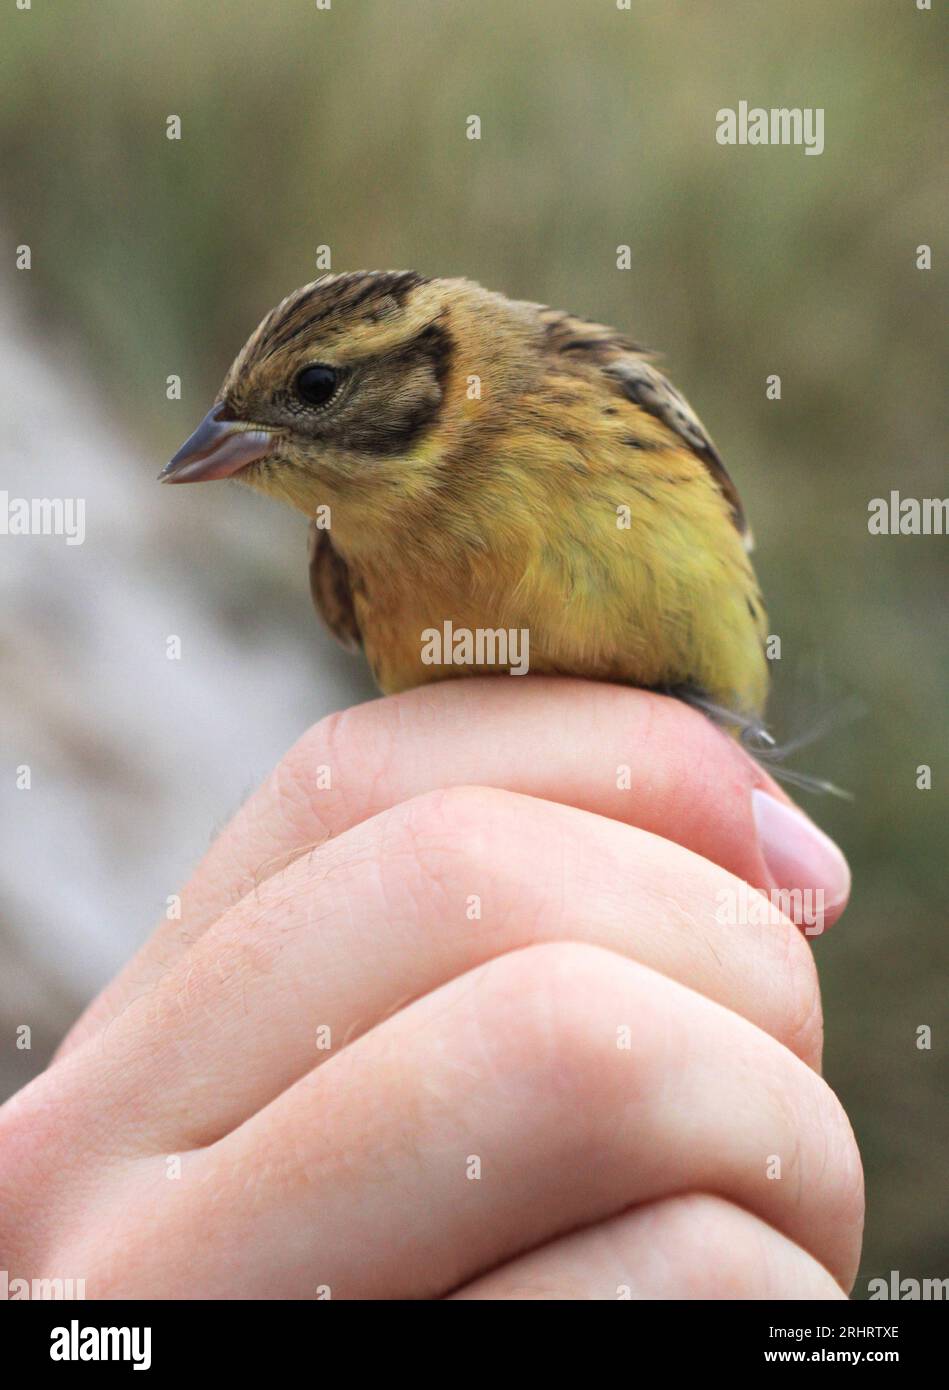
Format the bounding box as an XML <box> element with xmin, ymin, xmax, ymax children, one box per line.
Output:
<box><xmin>0</xmin><ymin>679</ymin><xmax>861</xmax><ymax>1298</ymax></box>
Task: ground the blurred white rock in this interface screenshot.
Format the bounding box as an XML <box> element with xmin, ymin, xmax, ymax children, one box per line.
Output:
<box><xmin>0</xmin><ymin>296</ymin><xmax>373</xmax><ymax>1095</ymax></box>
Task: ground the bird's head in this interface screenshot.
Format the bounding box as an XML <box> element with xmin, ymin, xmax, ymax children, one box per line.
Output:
<box><xmin>161</xmin><ymin>271</ymin><xmax>537</xmax><ymax>547</ymax></box>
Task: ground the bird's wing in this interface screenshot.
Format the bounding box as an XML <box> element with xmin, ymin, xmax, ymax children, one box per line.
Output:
<box><xmin>541</xmin><ymin>310</ymin><xmax>751</xmax><ymax>546</ymax></box>
<box><xmin>307</xmin><ymin>522</ymin><xmax>362</xmax><ymax>651</ymax></box>
<box><xmin>605</xmin><ymin>354</ymin><xmax>749</xmax><ymax>542</ymax></box>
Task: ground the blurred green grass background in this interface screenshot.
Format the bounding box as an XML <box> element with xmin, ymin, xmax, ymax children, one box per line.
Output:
<box><xmin>2</xmin><ymin>0</ymin><xmax>946</xmax><ymax>1295</ymax></box>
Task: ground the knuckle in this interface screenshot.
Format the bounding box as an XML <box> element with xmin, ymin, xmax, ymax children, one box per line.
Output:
<box><xmin>633</xmin><ymin>1194</ymin><xmax>844</xmax><ymax>1299</ymax></box>
<box><xmin>400</xmin><ymin>783</ymin><xmax>513</xmax><ymax>839</ymax></box>
<box><xmin>278</xmin><ymin>707</ymin><xmax>351</xmax><ymax>807</ymax></box>
<box><xmin>780</xmin><ymin>1073</ymin><xmax>864</xmax><ymax>1281</ymax></box>
<box><xmin>810</xmin><ymin>1088</ymin><xmax>865</xmax><ymax>1289</ymax></box>
<box><xmin>368</xmin><ymin>786</ymin><xmax>534</xmax><ymax>930</ymax></box>
<box><xmin>475</xmin><ymin>942</ymin><xmax>642</xmax><ymax>1105</ymax></box>
<box><xmin>777</xmin><ymin>924</ymin><xmax>824</xmax><ymax>1066</ymax></box>
<box><xmin>826</xmin><ymin>1099</ymin><xmax>866</xmax><ymax>1235</ymax></box>
<box><xmin>655</xmin><ymin>1194</ymin><xmax>766</xmax><ymax>1297</ymax></box>
<box><xmin>272</xmin><ymin>699</ymin><xmax>396</xmax><ymax>845</ymax></box>
<box><xmin>391</xmin><ymin>784</ymin><xmax>522</xmax><ymax>879</ymax></box>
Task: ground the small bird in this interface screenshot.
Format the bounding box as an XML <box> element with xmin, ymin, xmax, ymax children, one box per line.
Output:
<box><xmin>162</xmin><ymin>271</ymin><xmax>769</xmax><ymax>723</ymax></box>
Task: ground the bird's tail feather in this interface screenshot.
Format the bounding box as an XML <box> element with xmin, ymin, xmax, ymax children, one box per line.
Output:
<box><xmin>670</xmin><ymin>688</ymin><xmax>862</xmax><ymax>800</ymax></box>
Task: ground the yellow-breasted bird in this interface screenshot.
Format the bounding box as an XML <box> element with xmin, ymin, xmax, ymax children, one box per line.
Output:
<box><xmin>162</xmin><ymin>271</ymin><xmax>768</xmax><ymax>724</ymax></box>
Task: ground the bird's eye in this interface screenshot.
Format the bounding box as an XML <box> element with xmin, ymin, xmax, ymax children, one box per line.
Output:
<box><xmin>294</xmin><ymin>364</ymin><xmax>338</xmax><ymax>409</ymax></box>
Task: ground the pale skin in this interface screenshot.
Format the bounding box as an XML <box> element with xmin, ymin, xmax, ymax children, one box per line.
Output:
<box><xmin>0</xmin><ymin>680</ymin><xmax>862</xmax><ymax>1299</ymax></box>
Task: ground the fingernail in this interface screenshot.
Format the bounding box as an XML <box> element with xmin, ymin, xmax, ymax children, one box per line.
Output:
<box><xmin>751</xmin><ymin>789</ymin><xmax>851</xmax><ymax>914</ymax></box>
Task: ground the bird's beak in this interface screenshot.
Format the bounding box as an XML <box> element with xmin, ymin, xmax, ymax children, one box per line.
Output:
<box><xmin>159</xmin><ymin>404</ymin><xmax>278</xmax><ymax>484</ymax></box>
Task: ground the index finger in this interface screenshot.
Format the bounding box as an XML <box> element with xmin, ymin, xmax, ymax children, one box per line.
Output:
<box><xmin>58</xmin><ymin>677</ymin><xmax>849</xmax><ymax>1055</ymax></box>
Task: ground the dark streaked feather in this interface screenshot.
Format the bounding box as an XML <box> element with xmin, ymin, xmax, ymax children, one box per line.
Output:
<box><xmin>249</xmin><ymin>271</ymin><xmax>430</xmax><ymax>365</ymax></box>
<box><xmin>541</xmin><ymin>310</ymin><xmax>749</xmax><ymax>541</ymax></box>
<box><xmin>308</xmin><ymin>523</ymin><xmax>361</xmax><ymax>651</ymax></box>
<box><xmin>605</xmin><ymin>357</ymin><xmax>748</xmax><ymax>539</ymax></box>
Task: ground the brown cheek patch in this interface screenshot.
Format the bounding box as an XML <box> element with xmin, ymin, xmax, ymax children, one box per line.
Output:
<box><xmin>333</xmin><ymin>320</ymin><xmax>454</xmax><ymax>457</ymax></box>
